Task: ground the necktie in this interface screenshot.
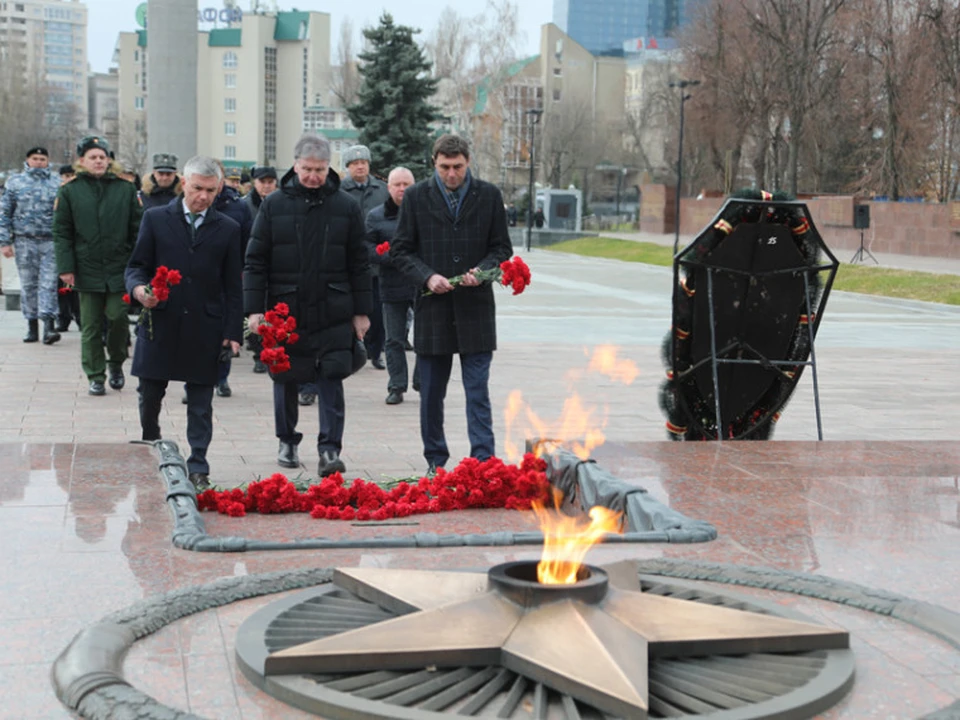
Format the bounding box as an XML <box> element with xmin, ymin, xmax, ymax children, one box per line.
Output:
<box><xmin>188</xmin><ymin>213</ymin><xmax>199</xmax><ymax>241</ymax></box>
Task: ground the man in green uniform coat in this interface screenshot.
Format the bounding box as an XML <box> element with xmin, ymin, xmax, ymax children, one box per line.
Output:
<box><xmin>53</xmin><ymin>136</ymin><xmax>143</xmax><ymax>396</ymax></box>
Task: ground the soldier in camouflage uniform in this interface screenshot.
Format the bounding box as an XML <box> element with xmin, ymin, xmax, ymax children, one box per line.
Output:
<box><xmin>0</xmin><ymin>146</ymin><xmax>63</xmax><ymax>344</ymax></box>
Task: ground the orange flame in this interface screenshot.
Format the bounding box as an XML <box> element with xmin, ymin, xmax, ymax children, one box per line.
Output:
<box><xmin>503</xmin><ymin>346</ymin><xmax>638</xmax><ymax>462</ymax></box>
<box><xmin>532</xmin><ymin>490</ymin><xmax>623</xmax><ymax>584</ymax></box>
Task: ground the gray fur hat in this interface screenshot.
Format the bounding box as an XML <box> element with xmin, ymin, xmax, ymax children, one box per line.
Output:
<box><xmin>152</xmin><ymin>153</ymin><xmax>178</xmax><ymax>172</ymax></box>
<box><xmin>342</xmin><ymin>144</ymin><xmax>371</xmax><ymax>166</ymax></box>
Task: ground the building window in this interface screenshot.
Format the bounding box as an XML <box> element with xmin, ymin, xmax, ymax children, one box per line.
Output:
<box><xmin>134</xmin><ymin>49</ymin><xmax>139</xmax><ymax>62</ymax></box>
<box><xmin>134</xmin><ymin>96</ymin><xmax>144</xmax><ymax>110</ymax></box>
<box><xmin>224</xmin><ymin>145</ymin><xmax>236</xmax><ymax>159</ymax></box>
<box><xmin>553</xmin><ymin>67</ymin><xmax>562</xmax><ymax>76</ymax></box>
<box><xmin>302</xmin><ymin>47</ymin><xmax>308</xmax><ymax>108</ymax></box>
<box><xmin>225</xmin><ymin>121</ymin><xmax>236</xmax><ymax>136</ymax></box>
<box><xmin>224</xmin><ymin>97</ymin><xmax>236</xmax><ymax>113</ymax></box>
<box><xmin>225</xmin><ymin>73</ymin><xmax>236</xmax><ymax>88</ymax></box>
<box><xmin>553</xmin><ymin>89</ymin><xmax>561</xmax><ymax>101</ymax></box>
<box><xmin>222</xmin><ymin>51</ymin><xmax>237</xmax><ymax>69</ymax></box>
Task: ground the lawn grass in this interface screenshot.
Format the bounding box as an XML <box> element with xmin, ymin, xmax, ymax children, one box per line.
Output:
<box><xmin>544</xmin><ymin>236</ymin><xmax>960</xmax><ymax>306</ymax></box>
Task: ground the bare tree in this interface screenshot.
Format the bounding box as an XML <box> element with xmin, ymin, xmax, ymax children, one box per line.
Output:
<box><xmin>330</xmin><ymin>17</ymin><xmax>362</xmax><ymax>108</ymax></box>
<box><xmin>743</xmin><ymin>0</ymin><xmax>849</xmax><ymax>196</ymax></box>
<box><xmin>117</xmin><ymin>118</ymin><xmax>149</xmax><ymax>177</ymax></box>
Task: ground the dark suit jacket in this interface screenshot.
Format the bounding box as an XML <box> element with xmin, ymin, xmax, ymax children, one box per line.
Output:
<box><xmin>390</xmin><ymin>174</ymin><xmax>512</xmax><ymax>355</ymax></box>
<box><xmin>125</xmin><ymin>198</ymin><xmax>243</xmax><ymax>385</ymax></box>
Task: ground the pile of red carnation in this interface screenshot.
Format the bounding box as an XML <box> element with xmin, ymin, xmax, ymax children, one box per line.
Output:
<box><xmin>196</xmin><ymin>454</ymin><xmax>550</xmax><ymax>521</ymax></box>
<box><xmin>258</xmin><ymin>302</ymin><xmax>299</xmax><ymax>374</ymax></box>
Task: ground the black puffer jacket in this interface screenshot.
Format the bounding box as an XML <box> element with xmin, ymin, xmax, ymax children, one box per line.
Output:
<box><xmin>244</xmin><ymin>167</ymin><xmax>372</xmax><ymax>382</ymax></box>
<box><xmin>365</xmin><ymin>197</ymin><xmax>417</xmax><ymax>303</ymax></box>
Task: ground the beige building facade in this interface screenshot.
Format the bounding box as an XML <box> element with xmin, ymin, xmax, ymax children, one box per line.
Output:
<box><xmin>114</xmin><ymin>9</ymin><xmax>353</xmax><ymax>174</ymax></box>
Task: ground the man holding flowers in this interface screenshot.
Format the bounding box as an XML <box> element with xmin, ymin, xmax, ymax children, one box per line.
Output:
<box><xmin>244</xmin><ymin>133</ymin><xmax>372</xmax><ymax>479</ymax></box>
<box><xmin>390</xmin><ymin>134</ymin><xmax>513</xmax><ymax>474</ymax></box>
<box><xmin>125</xmin><ymin>156</ymin><xmax>243</xmax><ymax>490</ymax></box>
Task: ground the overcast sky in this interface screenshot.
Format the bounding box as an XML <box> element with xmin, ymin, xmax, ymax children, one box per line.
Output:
<box><xmin>86</xmin><ymin>0</ymin><xmax>554</xmax><ymax>74</ymax></box>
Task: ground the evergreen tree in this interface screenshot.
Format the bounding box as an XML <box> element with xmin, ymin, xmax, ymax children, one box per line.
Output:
<box><xmin>347</xmin><ymin>13</ymin><xmax>439</xmax><ymax>179</ymax></box>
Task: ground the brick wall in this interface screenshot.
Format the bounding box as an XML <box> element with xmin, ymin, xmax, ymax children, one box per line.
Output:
<box><xmin>640</xmin><ymin>184</ymin><xmax>960</xmax><ymax>259</ymax></box>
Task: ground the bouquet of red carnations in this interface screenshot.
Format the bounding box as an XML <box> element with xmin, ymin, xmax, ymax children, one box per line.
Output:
<box><xmin>258</xmin><ymin>302</ymin><xmax>299</xmax><ymax>374</ymax></box>
<box><xmin>122</xmin><ymin>265</ymin><xmax>182</xmax><ymax>339</ymax></box>
<box><xmin>430</xmin><ymin>255</ymin><xmax>532</xmax><ymax>296</ymax></box>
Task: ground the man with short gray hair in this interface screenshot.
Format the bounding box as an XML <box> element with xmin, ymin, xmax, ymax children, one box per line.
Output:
<box><xmin>342</xmin><ymin>143</ymin><xmax>388</xmax><ymax>371</ymax></box>
<box><xmin>245</xmin><ymin>133</ymin><xmax>372</xmax><ymax>478</ymax></box>
<box><xmin>126</xmin><ymin>155</ymin><xmax>243</xmax><ymax>490</ymax></box>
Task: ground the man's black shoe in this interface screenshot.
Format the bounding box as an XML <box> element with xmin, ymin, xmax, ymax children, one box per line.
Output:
<box><xmin>298</xmin><ymin>391</ymin><xmax>316</xmax><ymax>406</ymax></box>
<box><xmin>216</xmin><ymin>381</ymin><xmax>232</xmax><ymax>397</ymax></box>
<box><xmin>23</xmin><ymin>319</ymin><xmax>39</xmax><ymax>343</ymax></box>
<box><xmin>55</xmin><ymin>317</ymin><xmax>71</xmax><ymax>333</ymax></box>
<box><xmin>253</xmin><ymin>358</ymin><xmax>268</xmax><ymax>373</ymax></box>
<box><xmin>371</xmin><ymin>356</ymin><xmax>386</xmax><ymax>370</ymax></box>
<box><xmin>427</xmin><ymin>462</ymin><xmax>444</xmax><ymax>478</ymax></box>
<box><xmin>278</xmin><ymin>441</ymin><xmax>300</xmax><ymax>468</ymax></box>
<box><xmin>88</xmin><ymin>380</ymin><xmax>106</xmax><ymax>396</ymax></box>
<box><xmin>108</xmin><ymin>366</ymin><xmax>125</xmax><ymax>390</ymax></box>
<box><xmin>318</xmin><ymin>450</ymin><xmax>346</xmax><ymax>477</ymax></box>
<box><xmin>189</xmin><ymin>472</ymin><xmax>211</xmax><ymax>491</ymax></box>
<box><xmin>385</xmin><ymin>390</ymin><xmax>403</xmax><ymax>405</ymax></box>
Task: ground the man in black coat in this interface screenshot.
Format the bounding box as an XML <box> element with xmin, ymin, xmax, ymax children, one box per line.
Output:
<box><xmin>244</xmin><ymin>133</ymin><xmax>372</xmax><ymax>478</ymax></box>
<box><xmin>341</xmin><ymin>144</ymin><xmax>389</xmax><ymax>371</ymax></box>
<box><xmin>366</xmin><ymin>166</ymin><xmax>419</xmax><ymax>406</ymax></box>
<box><xmin>125</xmin><ymin>156</ymin><xmax>243</xmax><ymax>490</ymax></box>
<box><xmin>390</xmin><ymin>134</ymin><xmax>513</xmax><ymax>473</ymax></box>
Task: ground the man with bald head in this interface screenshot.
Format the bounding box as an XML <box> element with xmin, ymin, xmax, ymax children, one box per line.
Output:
<box><xmin>365</xmin><ymin>167</ymin><xmax>419</xmax><ymax>405</ymax></box>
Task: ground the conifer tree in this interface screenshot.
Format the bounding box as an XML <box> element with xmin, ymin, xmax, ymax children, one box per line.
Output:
<box><xmin>347</xmin><ymin>13</ymin><xmax>439</xmax><ymax>178</ymax></box>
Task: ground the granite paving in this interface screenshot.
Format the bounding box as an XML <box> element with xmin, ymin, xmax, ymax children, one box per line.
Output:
<box><xmin>1</xmin><ymin>237</ymin><xmax>959</xmax><ymax>718</ymax></box>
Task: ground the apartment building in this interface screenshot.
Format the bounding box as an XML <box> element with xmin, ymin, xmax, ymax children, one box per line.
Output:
<box><xmin>114</xmin><ymin>8</ymin><xmax>355</xmax><ymax>173</ymax></box>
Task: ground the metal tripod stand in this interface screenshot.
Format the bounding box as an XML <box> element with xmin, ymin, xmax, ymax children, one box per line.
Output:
<box><xmin>849</xmin><ymin>229</ymin><xmax>877</xmax><ymax>264</ymax></box>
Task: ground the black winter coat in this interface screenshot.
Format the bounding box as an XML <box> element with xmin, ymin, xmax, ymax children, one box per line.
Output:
<box><xmin>244</xmin><ymin>167</ymin><xmax>372</xmax><ymax>383</ymax></box>
<box><xmin>215</xmin><ymin>186</ymin><xmax>253</xmax><ymax>258</ymax></box>
<box><xmin>342</xmin><ymin>176</ymin><xmax>388</xmax><ymax>275</ymax></box>
<box><xmin>390</xmin><ymin>174</ymin><xmax>513</xmax><ymax>356</ymax></box>
<box><xmin>365</xmin><ymin>198</ymin><xmax>417</xmax><ymax>304</ymax></box>
<box><xmin>139</xmin><ymin>175</ymin><xmax>182</xmax><ymax>210</ymax></box>
<box><xmin>125</xmin><ymin>200</ymin><xmax>243</xmax><ymax>385</ymax></box>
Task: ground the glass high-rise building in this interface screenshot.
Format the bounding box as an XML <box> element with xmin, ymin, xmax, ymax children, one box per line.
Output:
<box><xmin>553</xmin><ymin>0</ymin><xmax>705</xmax><ymax>55</ymax></box>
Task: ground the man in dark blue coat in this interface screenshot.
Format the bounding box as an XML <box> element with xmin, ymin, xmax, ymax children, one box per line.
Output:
<box><xmin>126</xmin><ymin>156</ymin><xmax>243</xmax><ymax>490</ymax></box>
<box><xmin>390</xmin><ymin>135</ymin><xmax>513</xmax><ymax>474</ymax></box>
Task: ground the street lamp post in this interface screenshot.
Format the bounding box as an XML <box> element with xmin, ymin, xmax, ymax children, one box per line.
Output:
<box><xmin>669</xmin><ymin>79</ymin><xmax>699</xmax><ymax>255</ymax></box>
<box><xmin>525</xmin><ymin>108</ymin><xmax>544</xmax><ymax>252</ymax></box>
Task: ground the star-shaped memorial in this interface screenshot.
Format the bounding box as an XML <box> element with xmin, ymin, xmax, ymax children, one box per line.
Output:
<box><xmin>265</xmin><ymin>562</ymin><xmax>849</xmax><ymax>718</ymax></box>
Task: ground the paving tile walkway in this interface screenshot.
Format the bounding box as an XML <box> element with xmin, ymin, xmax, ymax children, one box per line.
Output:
<box><xmin>1</xmin><ymin>240</ymin><xmax>959</xmax><ymax>718</ymax></box>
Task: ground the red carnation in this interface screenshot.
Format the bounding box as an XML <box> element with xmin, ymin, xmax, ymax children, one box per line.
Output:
<box><xmin>376</xmin><ymin>241</ymin><xmax>390</xmax><ymax>255</ymax></box>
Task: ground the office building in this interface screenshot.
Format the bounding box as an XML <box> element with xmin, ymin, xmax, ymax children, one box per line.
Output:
<box><xmin>553</xmin><ymin>0</ymin><xmax>705</xmax><ymax>56</ymax></box>
<box><xmin>88</xmin><ymin>69</ymin><xmax>119</xmax><ymax>152</ymax></box>
<box><xmin>0</xmin><ymin>0</ymin><xmax>88</xmax><ymax>120</ymax></box>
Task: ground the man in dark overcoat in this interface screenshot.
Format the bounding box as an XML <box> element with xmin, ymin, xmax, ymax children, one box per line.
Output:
<box><xmin>390</xmin><ymin>134</ymin><xmax>513</xmax><ymax>473</ymax></box>
<box><xmin>244</xmin><ymin>133</ymin><xmax>372</xmax><ymax>479</ymax></box>
<box><xmin>125</xmin><ymin>156</ymin><xmax>243</xmax><ymax>490</ymax></box>
<box><xmin>365</xmin><ymin>166</ymin><xmax>419</xmax><ymax>406</ymax></box>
